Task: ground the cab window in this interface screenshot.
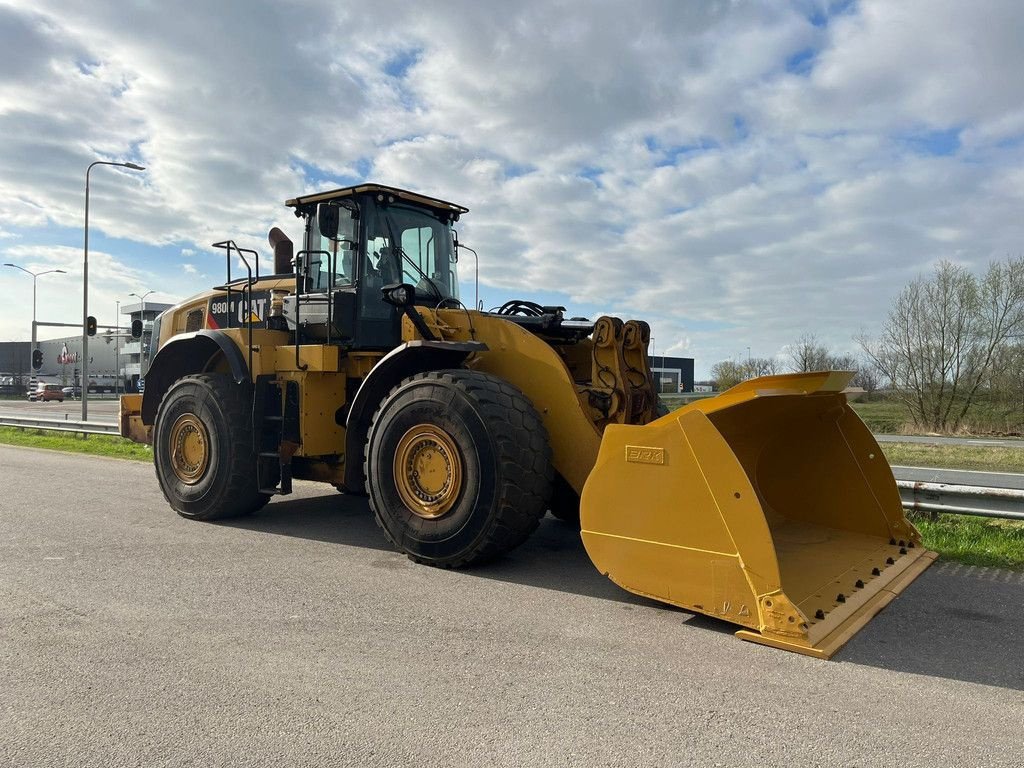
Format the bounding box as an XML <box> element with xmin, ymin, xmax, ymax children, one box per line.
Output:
<box><xmin>308</xmin><ymin>208</ymin><xmax>358</xmax><ymax>291</ymax></box>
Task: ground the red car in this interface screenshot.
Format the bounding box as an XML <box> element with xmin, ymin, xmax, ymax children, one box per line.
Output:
<box><xmin>28</xmin><ymin>384</ymin><xmax>65</xmax><ymax>402</ymax></box>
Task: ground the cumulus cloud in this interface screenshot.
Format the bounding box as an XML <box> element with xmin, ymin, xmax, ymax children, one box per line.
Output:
<box><xmin>0</xmin><ymin>0</ymin><xmax>1022</xmax><ymax>375</ymax></box>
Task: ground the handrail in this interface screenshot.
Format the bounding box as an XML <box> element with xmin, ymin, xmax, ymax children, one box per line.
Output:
<box><xmin>212</xmin><ymin>240</ymin><xmax>260</xmax><ymax>379</ymax></box>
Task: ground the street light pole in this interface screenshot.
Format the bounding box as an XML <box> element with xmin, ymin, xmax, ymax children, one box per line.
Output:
<box><xmin>115</xmin><ymin>299</ymin><xmax>120</xmax><ymax>396</ymax></box>
<box><xmin>3</xmin><ymin>264</ymin><xmax>66</xmax><ymax>389</ymax></box>
<box><xmin>83</xmin><ymin>160</ymin><xmax>145</xmax><ymax>421</ymax></box>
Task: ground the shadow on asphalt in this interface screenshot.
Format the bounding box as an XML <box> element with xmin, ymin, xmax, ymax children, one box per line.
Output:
<box><xmin>219</xmin><ymin>492</ymin><xmax>392</xmax><ymax>553</ymax></box>
<box><xmin>835</xmin><ymin>564</ymin><xmax>1024</xmax><ymax>691</ymax></box>
<box><xmin>224</xmin><ymin>490</ymin><xmax>1023</xmax><ymax>691</ymax></box>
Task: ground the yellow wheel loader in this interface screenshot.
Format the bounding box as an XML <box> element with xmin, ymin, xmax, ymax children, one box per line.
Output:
<box><xmin>120</xmin><ymin>183</ymin><xmax>935</xmax><ymax>658</ymax></box>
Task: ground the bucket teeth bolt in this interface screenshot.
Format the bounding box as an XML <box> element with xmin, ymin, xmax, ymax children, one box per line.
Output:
<box><xmin>871</xmin><ymin>568</ymin><xmax>881</xmax><ymax>576</ymax></box>
<box><xmin>900</xmin><ymin>547</ymin><xmax>907</xmax><ymax>555</ymax></box>
<box><xmin>898</xmin><ymin>540</ymin><xmax>906</xmax><ymax>547</ymax></box>
<box><xmin>815</xmin><ymin>609</ymin><xmax>825</xmax><ymax>620</ymax></box>
<box><xmin>889</xmin><ymin>538</ymin><xmax>897</xmax><ymax>545</ymax></box>
<box><xmin>836</xmin><ymin>593</ymin><xmax>846</xmax><ymax>603</ymax></box>
<box><xmin>886</xmin><ymin>557</ymin><xmax>895</xmax><ymax>565</ymax></box>
<box><xmin>855</xmin><ymin>580</ymin><xmax>864</xmax><ymax>589</ymax></box>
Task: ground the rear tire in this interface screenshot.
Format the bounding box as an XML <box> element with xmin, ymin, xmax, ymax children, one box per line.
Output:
<box><xmin>365</xmin><ymin>370</ymin><xmax>552</xmax><ymax>567</ymax></box>
<box><xmin>153</xmin><ymin>373</ymin><xmax>270</xmax><ymax>520</ymax></box>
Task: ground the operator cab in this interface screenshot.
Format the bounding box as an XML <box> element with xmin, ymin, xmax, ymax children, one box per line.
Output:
<box><xmin>284</xmin><ymin>184</ymin><xmax>467</xmax><ymax>350</ymax></box>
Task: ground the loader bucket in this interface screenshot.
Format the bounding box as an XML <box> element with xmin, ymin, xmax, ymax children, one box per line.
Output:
<box><xmin>580</xmin><ymin>371</ymin><xmax>937</xmax><ymax>658</ymax></box>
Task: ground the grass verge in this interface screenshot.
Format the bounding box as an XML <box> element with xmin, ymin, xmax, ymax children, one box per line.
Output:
<box><xmin>912</xmin><ymin>513</ymin><xmax>1024</xmax><ymax>570</ymax></box>
<box><xmin>850</xmin><ymin>400</ymin><xmax>910</xmax><ymax>433</ymax></box>
<box><xmin>0</xmin><ymin>426</ymin><xmax>151</xmax><ymax>461</ymax></box>
<box><xmin>880</xmin><ymin>442</ymin><xmax>1024</xmax><ymax>474</ymax></box>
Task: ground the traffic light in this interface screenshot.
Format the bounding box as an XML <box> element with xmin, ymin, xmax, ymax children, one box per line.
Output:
<box><xmin>131</xmin><ymin>319</ymin><xmax>143</xmax><ymax>338</ymax></box>
<box><xmin>31</xmin><ymin>348</ymin><xmax>42</xmax><ymax>370</ymax></box>
<box><xmin>86</xmin><ymin>316</ymin><xmax>97</xmax><ymax>336</ymax></box>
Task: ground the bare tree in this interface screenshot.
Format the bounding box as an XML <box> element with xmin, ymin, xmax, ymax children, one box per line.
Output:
<box><xmin>982</xmin><ymin>341</ymin><xmax>1024</xmax><ymax>429</ymax></box>
<box><xmin>860</xmin><ymin>258</ymin><xmax>1024</xmax><ymax>432</ymax></box>
<box><xmin>747</xmin><ymin>356</ymin><xmax>779</xmax><ymax>378</ymax></box>
<box><xmin>789</xmin><ymin>333</ymin><xmax>859</xmax><ymax>372</ymax></box>
<box><xmin>711</xmin><ymin>357</ymin><xmax>779</xmax><ymax>390</ymax></box>
<box><xmin>850</xmin><ymin>355</ymin><xmax>884</xmax><ymax>398</ymax></box>
<box><xmin>788</xmin><ymin>333</ymin><xmax>832</xmax><ymax>372</ymax></box>
<box><xmin>710</xmin><ymin>360</ymin><xmax>745</xmax><ymax>390</ymax></box>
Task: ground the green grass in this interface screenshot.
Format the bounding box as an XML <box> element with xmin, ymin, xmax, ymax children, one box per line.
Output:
<box><xmin>849</xmin><ymin>400</ymin><xmax>911</xmax><ymax>433</ymax></box>
<box><xmin>880</xmin><ymin>442</ymin><xmax>1024</xmax><ymax>473</ymax></box>
<box><xmin>913</xmin><ymin>514</ymin><xmax>1024</xmax><ymax>570</ymax></box>
<box><xmin>0</xmin><ymin>426</ymin><xmax>151</xmax><ymax>461</ymax></box>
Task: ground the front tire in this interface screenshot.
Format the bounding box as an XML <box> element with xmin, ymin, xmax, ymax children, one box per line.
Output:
<box><xmin>365</xmin><ymin>370</ymin><xmax>552</xmax><ymax>568</ymax></box>
<box><xmin>153</xmin><ymin>373</ymin><xmax>270</xmax><ymax>520</ymax></box>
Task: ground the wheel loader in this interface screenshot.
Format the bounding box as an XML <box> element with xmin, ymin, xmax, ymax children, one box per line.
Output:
<box><xmin>120</xmin><ymin>183</ymin><xmax>936</xmax><ymax>658</ymax></box>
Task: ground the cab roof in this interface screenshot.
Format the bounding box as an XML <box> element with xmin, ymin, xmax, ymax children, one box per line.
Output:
<box><xmin>285</xmin><ymin>184</ymin><xmax>469</xmax><ymax>216</ymax></box>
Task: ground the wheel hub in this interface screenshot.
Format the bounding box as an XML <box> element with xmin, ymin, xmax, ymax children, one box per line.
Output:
<box><xmin>168</xmin><ymin>413</ymin><xmax>210</xmax><ymax>485</ymax></box>
<box><xmin>394</xmin><ymin>424</ymin><xmax>463</xmax><ymax>518</ymax></box>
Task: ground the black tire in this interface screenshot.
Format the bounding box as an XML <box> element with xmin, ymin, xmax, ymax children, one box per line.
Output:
<box><xmin>365</xmin><ymin>369</ymin><xmax>553</xmax><ymax>568</ymax></box>
<box><xmin>153</xmin><ymin>373</ymin><xmax>270</xmax><ymax>520</ymax></box>
<box><xmin>549</xmin><ymin>472</ymin><xmax>581</xmax><ymax>526</ymax></box>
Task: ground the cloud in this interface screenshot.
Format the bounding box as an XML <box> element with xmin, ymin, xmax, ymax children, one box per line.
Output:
<box><xmin>0</xmin><ymin>0</ymin><xmax>1022</xmax><ymax>375</ymax></box>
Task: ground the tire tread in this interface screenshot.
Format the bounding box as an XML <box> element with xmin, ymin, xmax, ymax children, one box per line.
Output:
<box><xmin>364</xmin><ymin>369</ymin><xmax>552</xmax><ymax>567</ymax></box>
<box><xmin>153</xmin><ymin>373</ymin><xmax>269</xmax><ymax>520</ymax></box>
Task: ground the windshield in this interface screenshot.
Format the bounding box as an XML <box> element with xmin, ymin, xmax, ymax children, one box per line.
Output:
<box><xmin>366</xmin><ymin>205</ymin><xmax>460</xmax><ymax>302</ymax></box>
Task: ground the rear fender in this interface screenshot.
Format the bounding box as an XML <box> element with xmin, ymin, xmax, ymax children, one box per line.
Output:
<box><xmin>140</xmin><ymin>331</ymin><xmax>248</xmax><ymax>424</ymax></box>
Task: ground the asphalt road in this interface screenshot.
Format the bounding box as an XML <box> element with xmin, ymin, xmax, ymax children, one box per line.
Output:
<box><xmin>1</xmin><ymin>446</ymin><xmax>1022</xmax><ymax>767</ymax></box>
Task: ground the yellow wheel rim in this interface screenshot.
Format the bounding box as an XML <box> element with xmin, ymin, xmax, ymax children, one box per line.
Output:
<box><xmin>168</xmin><ymin>413</ymin><xmax>210</xmax><ymax>485</ymax></box>
<box><xmin>394</xmin><ymin>423</ymin><xmax>463</xmax><ymax>519</ymax></box>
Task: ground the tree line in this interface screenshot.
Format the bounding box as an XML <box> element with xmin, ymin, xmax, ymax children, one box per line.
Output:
<box><xmin>709</xmin><ymin>257</ymin><xmax>1024</xmax><ymax>433</ymax></box>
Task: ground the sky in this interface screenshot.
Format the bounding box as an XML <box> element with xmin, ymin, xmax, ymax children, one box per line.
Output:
<box><xmin>1</xmin><ymin>0</ymin><xmax>1023</xmax><ymax>379</ymax></box>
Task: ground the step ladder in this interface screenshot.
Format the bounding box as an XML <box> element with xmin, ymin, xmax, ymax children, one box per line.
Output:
<box><xmin>254</xmin><ymin>376</ymin><xmax>299</xmax><ymax>495</ymax></box>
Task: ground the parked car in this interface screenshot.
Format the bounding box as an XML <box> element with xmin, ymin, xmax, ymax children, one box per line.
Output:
<box><xmin>61</xmin><ymin>386</ymin><xmax>82</xmax><ymax>399</ymax></box>
<box><xmin>28</xmin><ymin>383</ymin><xmax>65</xmax><ymax>402</ymax></box>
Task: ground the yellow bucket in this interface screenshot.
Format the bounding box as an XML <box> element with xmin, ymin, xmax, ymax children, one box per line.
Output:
<box><xmin>580</xmin><ymin>372</ymin><xmax>937</xmax><ymax>658</ymax></box>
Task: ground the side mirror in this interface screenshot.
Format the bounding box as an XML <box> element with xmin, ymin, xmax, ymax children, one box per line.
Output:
<box><xmin>317</xmin><ymin>203</ymin><xmax>340</xmax><ymax>240</ymax></box>
<box><xmin>131</xmin><ymin>319</ymin><xmax>143</xmax><ymax>338</ymax></box>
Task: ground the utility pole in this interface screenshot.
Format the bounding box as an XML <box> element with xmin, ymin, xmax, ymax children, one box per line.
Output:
<box><xmin>115</xmin><ymin>299</ymin><xmax>120</xmax><ymax>395</ymax></box>
<box><xmin>3</xmin><ymin>264</ymin><xmax>66</xmax><ymax>390</ymax></box>
<box><xmin>83</xmin><ymin>159</ymin><xmax>145</xmax><ymax>420</ymax></box>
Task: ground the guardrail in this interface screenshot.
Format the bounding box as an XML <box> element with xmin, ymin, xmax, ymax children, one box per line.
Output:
<box><xmin>896</xmin><ymin>480</ymin><xmax>1024</xmax><ymax>521</ymax></box>
<box><xmin>0</xmin><ymin>415</ymin><xmax>119</xmax><ymax>435</ymax></box>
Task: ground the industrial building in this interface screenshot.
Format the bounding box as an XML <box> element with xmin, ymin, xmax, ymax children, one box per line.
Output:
<box><xmin>650</xmin><ymin>355</ymin><xmax>695</xmax><ymax>393</ymax></box>
<box><xmin>0</xmin><ymin>301</ymin><xmax>171</xmax><ymax>393</ymax></box>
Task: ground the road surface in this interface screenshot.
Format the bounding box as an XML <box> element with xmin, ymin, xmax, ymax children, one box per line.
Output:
<box><xmin>0</xmin><ymin>445</ymin><xmax>1021</xmax><ymax>767</ymax></box>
